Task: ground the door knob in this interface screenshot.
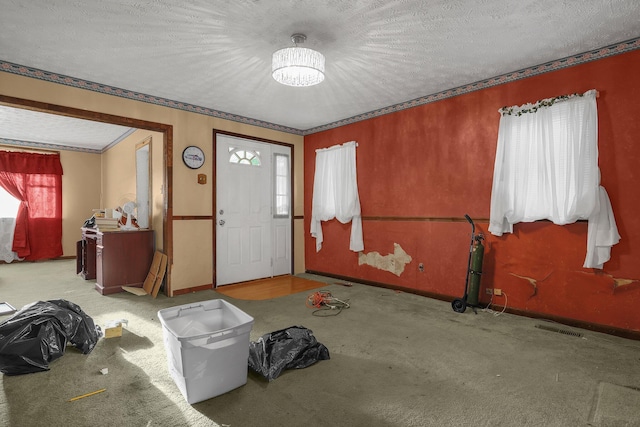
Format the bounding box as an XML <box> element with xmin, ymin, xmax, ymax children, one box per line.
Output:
<box><xmin>219</xmin><ymin>219</ymin><xmax>225</xmax><ymax>226</ymax></box>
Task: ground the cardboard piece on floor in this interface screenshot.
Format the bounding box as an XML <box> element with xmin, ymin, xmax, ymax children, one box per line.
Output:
<box><xmin>103</xmin><ymin>319</ymin><xmax>128</xmax><ymax>338</ymax></box>
<box><xmin>143</xmin><ymin>251</ymin><xmax>163</xmax><ymax>293</ymax></box>
<box><xmin>121</xmin><ymin>286</ymin><xmax>148</xmax><ymax>296</ymax></box>
<box><xmin>122</xmin><ymin>251</ymin><xmax>164</xmax><ymax>297</ymax></box>
<box><xmin>151</xmin><ymin>253</ymin><xmax>168</xmax><ymax>298</ymax></box>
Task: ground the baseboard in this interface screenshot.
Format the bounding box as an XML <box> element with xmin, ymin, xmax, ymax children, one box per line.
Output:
<box><xmin>0</xmin><ymin>255</ymin><xmax>75</xmax><ymax>264</ymax></box>
<box><xmin>172</xmin><ymin>284</ymin><xmax>213</xmax><ymax>296</ymax></box>
<box><xmin>305</xmin><ymin>269</ymin><xmax>640</xmax><ymax>341</ymax></box>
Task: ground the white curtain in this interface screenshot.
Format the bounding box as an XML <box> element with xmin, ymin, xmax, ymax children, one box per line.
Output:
<box><xmin>0</xmin><ymin>218</ymin><xmax>21</xmax><ymax>263</ymax></box>
<box><xmin>489</xmin><ymin>89</ymin><xmax>619</xmax><ymax>268</ymax></box>
<box><xmin>311</xmin><ymin>141</ymin><xmax>364</xmax><ymax>252</ymax></box>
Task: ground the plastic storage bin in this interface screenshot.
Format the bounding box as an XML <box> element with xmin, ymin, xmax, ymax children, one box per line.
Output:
<box><xmin>157</xmin><ymin>299</ymin><xmax>254</xmax><ymax>404</ymax></box>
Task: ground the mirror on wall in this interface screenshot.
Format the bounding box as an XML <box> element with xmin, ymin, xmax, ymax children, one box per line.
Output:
<box><xmin>135</xmin><ymin>138</ymin><xmax>151</xmax><ymax>229</ymax></box>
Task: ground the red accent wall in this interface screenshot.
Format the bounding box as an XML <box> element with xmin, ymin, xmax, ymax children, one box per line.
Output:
<box><xmin>304</xmin><ymin>49</ymin><xmax>640</xmax><ymax>333</ymax></box>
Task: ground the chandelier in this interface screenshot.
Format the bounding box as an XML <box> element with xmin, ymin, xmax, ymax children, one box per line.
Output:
<box><xmin>272</xmin><ymin>34</ymin><xmax>325</xmax><ymax>87</ymax></box>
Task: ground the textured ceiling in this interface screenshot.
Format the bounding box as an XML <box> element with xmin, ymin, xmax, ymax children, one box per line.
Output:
<box><xmin>1</xmin><ymin>0</ymin><xmax>639</xmax><ymax>149</ymax></box>
<box><xmin>0</xmin><ymin>105</ymin><xmax>135</xmax><ymax>151</ymax></box>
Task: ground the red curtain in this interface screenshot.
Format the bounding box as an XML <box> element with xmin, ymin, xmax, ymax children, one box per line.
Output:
<box><xmin>0</xmin><ymin>151</ymin><xmax>63</xmax><ymax>260</ymax></box>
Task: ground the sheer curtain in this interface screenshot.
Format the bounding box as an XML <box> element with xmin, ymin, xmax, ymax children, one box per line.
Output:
<box><xmin>489</xmin><ymin>90</ymin><xmax>619</xmax><ymax>268</ymax></box>
<box><xmin>311</xmin><ymin>141</ymin><xmax>364</xmax><ymax>252</ymax></box>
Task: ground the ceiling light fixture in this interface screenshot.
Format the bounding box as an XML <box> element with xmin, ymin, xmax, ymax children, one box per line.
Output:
<box><xmin>272</xmin><ymin>34</ymin><xmax>325</xmax><ymax>87</ymax></box>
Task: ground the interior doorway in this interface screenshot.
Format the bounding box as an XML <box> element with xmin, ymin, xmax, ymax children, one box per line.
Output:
<box><xmin>0</xmin><ymin>95</ymin><xmax>173</xmax><ymax>294</ymax></box>
<box><xmin>214</xmin><ymin>131</ymin><xmax>292</xmax><ymax>286</ymax></box>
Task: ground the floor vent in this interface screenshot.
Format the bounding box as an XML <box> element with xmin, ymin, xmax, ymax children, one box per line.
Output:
<box><xmin>535</xmin><ymin>324</ymin><xmax>583</xmax><ymax>337</ymax></box>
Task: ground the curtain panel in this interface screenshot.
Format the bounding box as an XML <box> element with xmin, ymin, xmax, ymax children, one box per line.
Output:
<box><xmin>0</xmin><ymin>151</ymin><xmax>63</xmax><ymax>260</ymax></box>
<box><xmin>489</xmin><ymin>90</ymin><xmax>619</xmax><ymax>268</ymax></box>
<box><xmin>0</xmin><ymin>150</ymin><xmax>64</xmax><ymax>175</ymax></box>
<box><xmin>311</xmin><ymin>141</ymin><xmax>364</xmax><ymax>252</ymax></box>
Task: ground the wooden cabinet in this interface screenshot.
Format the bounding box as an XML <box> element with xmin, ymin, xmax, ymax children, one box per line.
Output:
<box><xmin>77</xmin><ymin>230</ymin><xmax>97</xmax><ymax>280</ymax></box>
<box><xmin>78</xmin><ymin>228</ymin><xmax>154</xmax><ymax>295</ymax></box>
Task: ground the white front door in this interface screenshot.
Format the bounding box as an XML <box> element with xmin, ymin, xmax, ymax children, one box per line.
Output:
<box><xmin>215</xmin><ymin>134</ymin><xmax>291</xmax><ymax>286</ymax></box>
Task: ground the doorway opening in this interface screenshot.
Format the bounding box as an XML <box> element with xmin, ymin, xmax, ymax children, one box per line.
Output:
<box><xmin>0</xmin><ymin>95</ymin><xmax>173</xmax><ymax>294</ymax></box>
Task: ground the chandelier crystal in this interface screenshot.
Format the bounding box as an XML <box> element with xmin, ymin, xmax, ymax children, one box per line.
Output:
<box><xmin>272</xmin><ymin>34</ymin><xmax>325</xmax><ymax>87</ymax></box>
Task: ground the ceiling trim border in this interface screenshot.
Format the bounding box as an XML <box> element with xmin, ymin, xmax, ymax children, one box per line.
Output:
<box><xmin>0</xmin><ymin>137</ymin><xmax>102</xmax><ymax>154</ymax></box>
<box><xmin>1</xmin><ymin>37</ymin><xmax>638</xmax><ymax>137</ymax></box>
<box><xmin>0</xmin><ymin>61</ymin><xmax>305</xmax><ymax>137</ymax></box>
<box><xmin>304</xmin><ymin>37</ymin><xmax>640</xmax><ymax>135</ymax></box>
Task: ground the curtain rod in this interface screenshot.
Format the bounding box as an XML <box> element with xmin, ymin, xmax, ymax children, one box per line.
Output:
<box><xmin>501</xmin><ymin>89</ymin><xmax>600</xmax><ymax>116</ymax></box>
<box><xmin>0</xmin><ymin>144</ymin><xmax>60</xmax><ymax>154</ymax></box>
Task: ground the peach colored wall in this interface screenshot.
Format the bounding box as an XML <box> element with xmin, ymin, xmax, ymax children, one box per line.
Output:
<box><xmin>0</xmin><ymin>72</ymin><xmax>304</xmax><ymax>294</ymax></box>
<box><xmin>61</xmin><ymin>150</ymin><xmax>102</xmax><ymax>256</ymax></box>
<box><xmin>101</xmin><ymin>129</ymin><xmax>164</xmax><ymax>250</ymax></box>
<box><xmin>304</xmin><ymin>49</ymin><xmax>640</xmax><ymax>333</ymax></box>
<box><xmin>102</xmin><ymin>132</ymin><xmax>136</xmax><ymax>208</ymax></box>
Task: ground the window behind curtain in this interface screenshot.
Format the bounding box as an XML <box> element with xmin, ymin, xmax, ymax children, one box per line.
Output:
<box><xmin>0</xmin><ymin>150</ymin><xmax>63</xmax><ymax>261</ymax></box>
<box><xmin>0</xmin><ymin>186</ymin><xmax>21</xmax><ymax>262</ymax></box>
<box><xmin>489</xmin><ymin>90</ymin><xmax>599</xmax><ymax>234</ymax></box>
<box><xmin>0</xmin><ymin>186</ymin><xmax>19</xmax><ymax>217</ymax></box>
<box><xmin>489</xmin><ymin>90</ymin><xmax>619</xmax><ymax>268</ymax></box>
<box><xmin>310</xmin><ymin>141</ymin><xmax>363</xmax><ymax>252</ymax></box>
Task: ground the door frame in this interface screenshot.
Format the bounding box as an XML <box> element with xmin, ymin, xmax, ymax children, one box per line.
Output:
<box><xmin>212</xmin><ymin>129</ymin><xmax>294</xmax><ymax>288</ymax></box>
<box><xmin>0</xmin><ymin>95</ymin><xmax>173</xmax><ymax>294</ymax></box>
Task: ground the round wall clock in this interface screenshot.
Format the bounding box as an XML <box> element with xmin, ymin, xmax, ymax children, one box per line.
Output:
<box><xmin>182</xmin><ymin>145</ymin><xmax>205</xmax><ymax>169</ymax></box>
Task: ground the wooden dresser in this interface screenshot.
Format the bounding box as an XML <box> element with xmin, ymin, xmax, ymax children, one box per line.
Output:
<box><xmin>77</xmin><ymin>228</ymin><xmax>154</xmax><ymax>295</ymax></box>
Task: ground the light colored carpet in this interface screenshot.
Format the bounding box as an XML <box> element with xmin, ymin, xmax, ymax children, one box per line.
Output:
<box><xmin>588</xmin><ymin>382</ymin><xmax>640</xmax><ymax>426</ymax></box>
<box><xmin>1</xmin><ymin>259</ymin><xmax>640</xmax><ymax>426</ymax></box>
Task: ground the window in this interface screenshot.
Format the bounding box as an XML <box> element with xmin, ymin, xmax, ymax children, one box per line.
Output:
<box><xmin>489</xmin><ymin>89</ymin><xmax>619</xmax><ymax>268</ymax></box>
<box><xmin>273</xmin><ymin>153</ymin><xmax>290</xmax><ymax>218</ymax></box>
<box><xmin>0</xmin><ymin>186</ymin><xmax>19</xmax><ymax>218</ymax></box>
<box><xmin>310</xmin><ymin>141</ymin><xmax>363</xmax><ymax>252</ymax></box>
<box><xmin>0</xmin><ymin>150</ymin><xmax>64</xmax><ymax>260</ymax></box>
<box><xmin>229</xmin><ymin>147</ymin><xmax>261</xmax><ymax>166</ymax></box>
<box><xmin>0</xmin><ymin>186</ymin><xmax>21</xmax><ymax>262</ymax></box>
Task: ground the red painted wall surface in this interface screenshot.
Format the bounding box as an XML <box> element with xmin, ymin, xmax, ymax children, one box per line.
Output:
<box><xmin>304</xmin><ymin>49</ymin><xmax>640</xmax><ymax>333</ymax></box>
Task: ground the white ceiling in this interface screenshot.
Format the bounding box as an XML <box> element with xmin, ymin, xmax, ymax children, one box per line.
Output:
<box><xmin>1</xmin><ymin>0</ymin><xmax>639</xmax><ymax>149</ymax></box>
<box><xmin>0</xmin><ymin>105</ymin><xmax>135</xmax><ymax>151</ymax></box>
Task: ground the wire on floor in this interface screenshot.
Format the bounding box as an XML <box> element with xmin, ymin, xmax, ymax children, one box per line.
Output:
<box><xmin>482</xmin><ymin>292</ymin><xmax>508</xmax><ymax>316</ymax></box>
<box><xmin>306</xmin><ymin>290</ymin><xmax>350</xmax><ymax>317</ymax></box>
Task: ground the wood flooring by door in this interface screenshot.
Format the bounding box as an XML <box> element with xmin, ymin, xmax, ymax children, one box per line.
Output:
<box><xmin>215</xmin><ymin>275</ymin><xmax>326</xmax><ymax>300</ymax></box>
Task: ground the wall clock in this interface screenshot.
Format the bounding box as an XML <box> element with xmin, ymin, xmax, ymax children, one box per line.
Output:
<box><xmin>182</xmin><ymin>145</ymin><xmax>205</xmax><ymax>169</ymax></box>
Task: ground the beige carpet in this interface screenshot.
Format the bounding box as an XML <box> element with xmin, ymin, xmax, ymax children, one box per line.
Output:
<box><xmin>588</xmin><ymin>382</ymin><xmax>640</xmax><ymax>426</ymax></box>
<box><xmin>1</xmin><ymin>259</ymin><xmax>640</xmax><ymax>427</ymax></box>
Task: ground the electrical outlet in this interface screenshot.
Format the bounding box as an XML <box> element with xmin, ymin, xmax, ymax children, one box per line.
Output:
<box><xmin>494</xmin><ymin>289</ymin><xmax>502</xmax><ymax>296</ymax></box>
<box><xmin>486</xmin><ymin>288</ymin><xmax>493</xmax><ymax>295</ymax></box>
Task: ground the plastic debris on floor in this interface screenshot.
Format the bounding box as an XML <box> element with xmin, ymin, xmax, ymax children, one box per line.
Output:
<box><xmin>0</xmin><ymin>299</ymin><xmax>101</xmax><ymax>375</ymax></box>
<box><xmin>248</xmin><ymin>325</ymin><xmax>329</xmax><ymax>381</ymax></box>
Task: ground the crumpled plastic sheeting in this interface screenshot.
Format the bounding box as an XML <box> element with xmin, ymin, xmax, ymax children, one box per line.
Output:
<box><xmin>0</xmin><ymin>299</ymin><xmax>101</xmax><ymax>375</ymax></box>
<box><xmin>248</xmin><ymin>325</ymin><xmax>330</xmax><ymax>381</ymax></box>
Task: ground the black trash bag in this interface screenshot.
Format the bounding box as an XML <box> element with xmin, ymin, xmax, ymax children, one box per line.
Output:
<box><xmin>0</xmin><ymin>299</ymin><xmax>101</xmax><ymax>375</ymax></box>
<box><xmin>248</xmin><ymin>325</ymin><xmax>329</xmax><ymax>381</ymax></box>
